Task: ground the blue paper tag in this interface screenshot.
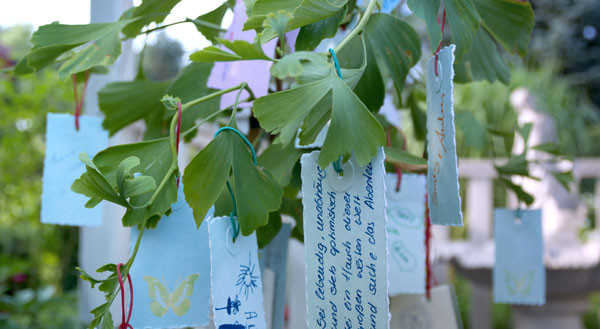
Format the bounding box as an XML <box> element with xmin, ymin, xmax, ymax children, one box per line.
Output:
<box><xmin>426</xmin><ymin>45</ymin><xmax>463</xmax><ymax>226</ymax></box>
<box><xmin>494</xmin><ymin>209</ymin><xmax>545</xmax><ymax>305</ymax></box>
<box><xmin>209</xmin><ymin>217</ymin><xmax>267</xmax><ymax>329</ymax></box>
<box><xmin>129</xmin><ymin>187</ymin><xmax>212</xmax><ymax>328</ymax></box>
<box><xmin>301</xmin><ymin>149</ymin><xmax>390</xmax><ymax>329</ymax></box>
<box><xmin>41</xmin><ymin>113</ymin><xmax>108</xmax><ymax>226</ymax></box>
<box><xmin>386</xmin><ymin>173</ymin><xmax>426</xmax><ymax>295</ymax></box>
<box><xmin>258</xmin><ymin>224</ymin><xmax>292</xmax><ymax>329</ymax></box>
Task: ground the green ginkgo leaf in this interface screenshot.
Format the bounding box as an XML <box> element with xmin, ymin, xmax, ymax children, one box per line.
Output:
<box><xmin>254</xmin><ymin>37</ymin><xmax>385</xmax><ymax>168</ymax></box>
<box><xmin>244</xmin><ymin>0</ymin><xmax>347</xmax><ymax>31</ymax></box>
<box><xmin>120</xmin><ymin>0</ymin><xmax>182</xmax><ymax>38</ymax></box>
<box><xmin>407</xmin><ymin>0</ymin><xmax>442</xmax><ymax>52</ymax></box>
<box><xmin>183</xmin><ymin>121</ymin><xmax>283</xmax><ymax>235</ymax></box>
<box><xmin>445</xmin><ymin>0</ymin><xmax>481</xmax><ymax>60</ymax></box>
<box><xmin>189</xmin><ymin>39</ymin><xmax>272</xmax><ymax>62</ymax></box>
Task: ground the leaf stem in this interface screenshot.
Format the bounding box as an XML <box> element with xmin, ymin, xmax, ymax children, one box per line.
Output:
<box><xmin>185</xmin><ymin>18</ymin><xmax>228</xmax><ymax>32</ymax></box>
<box><xmin>333</xmin><ymin>0</ymin><xmax>378</xmax><ymax>54</ymax></box>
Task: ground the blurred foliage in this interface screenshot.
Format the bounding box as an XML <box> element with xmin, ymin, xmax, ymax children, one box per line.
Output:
<box><xmin>0</xmin><ymin>26</ymin><xmax>80</xmax><ymax>328</ymax></box>
<box><xmin>140</xmin><ymin>32</ymin><xmax>184</xmax><ymax>81</ymax></box>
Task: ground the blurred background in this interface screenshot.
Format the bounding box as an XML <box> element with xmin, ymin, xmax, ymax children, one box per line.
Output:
<box><xmin>0</xmin><ymin>0</ymin><xmax>599</xmax><ymax>328</ymax></box>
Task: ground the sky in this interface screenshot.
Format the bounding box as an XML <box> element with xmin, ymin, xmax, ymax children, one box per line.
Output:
<box><xmin>0</xmin><ymin>0</ymin><xmax>231</xmax><ymax>53</ymax></box>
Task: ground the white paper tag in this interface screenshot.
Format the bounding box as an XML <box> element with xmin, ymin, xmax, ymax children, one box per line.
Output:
<box><xmin>209</xmin><ymin>216</ymin><xmax>267</xmax><ymax>329</ymax></box>
<box><xmin>390</xmin><ymin>285</ymin><xmax>463</xmax><ymax>329</ymax></box>
<box><xmin>301</xmin><ymin>149</ymin><xmax>390</xmax><ymax>329</ymax></box>
<box><xmin>385</xmin><ymin>173</ymin><xmax>426</xmax><ymax>295</ymax></box>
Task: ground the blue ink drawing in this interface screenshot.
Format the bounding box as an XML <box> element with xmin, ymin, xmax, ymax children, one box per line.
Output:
<box><xmin>215</xmin><ymin>295</ymin><xmax>242</xmax><ymax>315</ymax></box>
<box><xmin>236</xmin><ymin>252</ymin><xmax>259</xmax><ymax>301</ymax></box>
<box><xmin>218</xmin><ymin>323</ymin><xmax>245</xmax><ymax>329</ymax></box>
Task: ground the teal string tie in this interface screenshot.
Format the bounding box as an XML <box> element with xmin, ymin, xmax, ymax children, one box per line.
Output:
<box><xmin>328</xmin><ymin>48</ymin><xmax>344</xmax><ymax>175</ymax></box>
<box><xmin>214</xmin><ymin>127</ymin><xmax>257</xmax><ymax>242</ymax></box>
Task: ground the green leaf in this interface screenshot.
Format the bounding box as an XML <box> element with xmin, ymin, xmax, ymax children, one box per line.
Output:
<box><xmin>552</xmin><ymin>171</ymin><xmax>573</xmax><ymax>191</ymax></box>
<box><xmin>407</xmin><ymin>89</ymin><xmax>427</xmax><ymax>141</ymax></box>
<box><xmin>295</xmin><ymin>6</ymin><xmax>346</xmax><ymax>51</ymax></box>
<box><xmin>160</xmin><ymin>94</ymin><xmax>181</xmax><ymax>112</ymax></box>
<box><xmin>407</xmin><ymin>0</ymin><xmax>441</xmax><ymax>52</ymax></box>
<box><xmin>445</xmin><ymin>0</ymin><xmax>481</xmax><ymax>60</ymax></box>
<box><xmin>256</xmin><ymin>212</ymin><xmax>283</xmax><ymax>248</ymax></box>
<box><xmin>280</xmin><ymin>196</ymin><xmax>304</xmax><ymax>241</ymax></box>
<box><xmin>363</xmin><ymin>13</ymin><xmax>421</xmax><ymax>97</ymax></box>
<box><xmin>261</xmin><ymin>10</ymin><xmax>294</xmax><ymax>43</ymax></box>
<box><xmin>254</xmin><ymin>63</ymin><xmax>385</xmax><ymax>167</ymax></box>
<box><xmin>93</xmin><ymin>138</ymin><xmax>177</xmax><ymax>227</ymax></box>
<box><xmin>384</xmin><ymin>146</ymin><xmax>427</xmax><ymax>166</ymax></box>
<box><xmin>455</xmin><ymin>111</ymin><xmax>487</xmax><ymax>150</ymax></box>
<box><xmin>244</xmin><ymin>0</ymin><xmax>347</xmax><ymax>31</ymax></box>
<box><xmin>183</xmin><ymin>124</ymin><xmax>283</xmax><ymax>235</ymax></box>
<box><xmin>532</xmin><ymin>143</ymin><xmax>561</xmax><ymax>156</ymax></box>
<box><xmin>71</xmin><ymin>153</ymin><xmax>128</xmax><ymax>208</ymax></box>
<box><xmin>495</xmin><ymin>155</ymin><xmax>528</xmax><ymax>177</ymax></box>
<box><xmin>189</xmin><ymin>39</ymin><xmax>272</xmax><ymax>62</ymax></box>
<box><xmin>471</xmin><ymin>0</ymin><xmax>534</xmax><ymax>56</ymax></box>
<box><xmin>192</xmin><ymin>0</ymin><xmax>234</xmax><ymax>43</ymax></box>
<box><xmin>499</xmin><ymin>177</ymin><xmax>534</xmax><ymax>205</ymax></box>
<box><xmin>460</xmin><ymin>28</ymin><xmax>510</xmax><ymax>84</ymax></box>
<box><xmin>120</xmin><ymin>0</ymin><xmax>182</xmax><ymax>38</ymax></box>
<box><xmin>116</xmin><ymin>156</ymin><xmax>157</xmax><ymax>199</ymax></box>
<box><xmin>99</xmin><ymin>62</ymin><xmax>218</xmax><ymax>137</ymax></box>
<box><xmin>337</xmin><ymin>35</ymin><xmax>384</xmax><ymax>112</ymax></box>
<box><xmin>27</xmin><ymin>20</ymin><xmax>130</xmax><ymax>79</ymax></box>
<box><xmin>258</xmin><ymin>142</ymin><xmax>304</xmax><ymax>186</ymax></box>
<box><xmin>270</xmin><ymin>52</ymin><xmax>328</xmax><ymax>80</ymax></box>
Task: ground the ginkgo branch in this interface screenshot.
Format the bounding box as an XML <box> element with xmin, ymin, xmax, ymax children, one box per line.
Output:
<box><xmin>333</xmin><ymin>0</ymin><xmax>378</xmax><ymax>54</ymax></box>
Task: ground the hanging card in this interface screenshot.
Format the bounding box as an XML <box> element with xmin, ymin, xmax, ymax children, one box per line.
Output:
<box><xmin>258</xmin><ymin>224</ymin><xmax>292</xmax><ymax>329</ymax></box>
<box><xmin>209</xmin><ymin>217</ymin><xmax>267</xmax><ymax>329</ymax></box>
<box><xmin>426</xmin><ymin>45</ymin><xmax>463</xmax><ymax>226</ymax></box>
<box><xmin>129</xmin><ymin>187</ymin><xmax>212</xmax><ymax>328</ymax></box>
<box><xmin>386</xmin><ymin>173</ymin><xmax>426</xmax><ymax>295</ymax></box>
<box><xmin>390</xmin><ymin>285</ymin><xmax>463</xmax><ymax>329</ymax></box>
<box><xmin>41</xmin><ymin>113</ymin><xmax>108</xmax><ymax>226</ymax></box>
<box><xmin>494</xmin><ymin>209</ymin><xmax>545</xmax><ymax>305</ymax></box>
<box><xmin>301</xmin><ymin>149</ymin><xmax>390</xmax><ymax>329</ymax></box>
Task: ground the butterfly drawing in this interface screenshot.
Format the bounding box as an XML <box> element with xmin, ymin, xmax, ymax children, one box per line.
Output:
<box><xmin>144</xmin><ymin>274</ymin><xmax>200</xmax><ymax>317</ymax></box>
<box><xmin>504</xmin><ymin>269</ymin><xmax>535</xmax><ymax>296</ymax></box>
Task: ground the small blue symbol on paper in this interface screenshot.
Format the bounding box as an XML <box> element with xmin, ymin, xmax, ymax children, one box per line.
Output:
<box><xmin>236</xmin><ymin>252</ymin><xmax>259</xmax><ymax>301</ymax></box>
<box><xmin>215</xmin><ymin>295</ymin><xmax>242</xmax><ymax>315</ymax></box>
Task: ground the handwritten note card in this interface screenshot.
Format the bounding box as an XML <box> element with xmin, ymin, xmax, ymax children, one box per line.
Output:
<box><xmin>390</xmin><ymin>285</ymin><xmax>462</xmax><ymax>329</ymax></box>
<box><xmin>386</xmin><ymin>173</ymin><xmax>425</xmax><ymax>295</ymax></box>
<box><xmin>301</xmin><ymin>149</ymin><xmax>390</xmax><ymax>329</ymax></box>
<box><xmin>41</xmin><ymin>113</ymin><xmax>108</xmax><ymax>226</ymax></box>
<box><xmin>209</xmin><ymin>217</ymin><xmax>267</xmax><ymax>329</ymax></box>
<box><xmin>426</xmin><ymin>45</ymin><xmax>463</xmax><ymax>226</ymax></box>
<box><xmin>129</xmin><ymin>187</ymin><xmax>212</xmax><ymax>328</ymax></box>
<box><xmin>494</xmin><ymin>209</ymin><xmax>545</xmax><ymax>305</ymax></box>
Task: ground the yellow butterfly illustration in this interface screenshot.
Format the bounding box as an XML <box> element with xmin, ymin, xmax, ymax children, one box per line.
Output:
<box><xmin>144</xmin><ymin>274</ymin><xmax>200</xmax><ymax>317</ymax></box>
<box><xmin>504</xmin><ymin>269</ymin><xmax>534</xmax><ymax>296</ymax></box>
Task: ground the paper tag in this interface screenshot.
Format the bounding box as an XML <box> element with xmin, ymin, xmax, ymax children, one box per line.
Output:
<box><xmin>129</xmin><ymin>187</ymin><xmax>212</xmax><ymax>328</ymax></box>
<box><xmin>386</xmin><ymin>173</ymin><xmax>425</xmax><ymax>295</ymax></box>
<box><xmin>258</xmin><ymin>224</ymin><xmax>292</xmax><ymax>329</ymax></box>
<box><xmin>41</xmin><ymin>113</ymin><xmax>108</xmax><ymax>226</ymax></box>
<box><xmin>494</xmin><ymin>209</ymin><xmax>545</xmax><ymax>305</ymax></box>
<box><xmin>426</xmin><ymin>45</ymin><xmax>463</xmax><ymax>226</ymax></box>
<box><xmin>301</xmin><ymin>149</ymin><xmax>390</xmax><ymax>329</ymax></box>
<box><xmin>390</xmin><ymin>285</ymin><xmax>463</xmax><ymax>329</ymax></box>
<box><xmin>209</xmin><ymin>217</ymin><xmax>267</xmax><ymax>329</ymax></box>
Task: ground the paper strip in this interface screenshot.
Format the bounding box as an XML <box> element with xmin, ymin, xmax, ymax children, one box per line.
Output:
<box><xmin>426</xmin><ymin>45</ymin><xmax>463</xmax><ymax>226</ymax></box>
<box><xmin>301</xmin><ymin>149</ymin><xmax>390</xmax><ymax>329</ymax></box>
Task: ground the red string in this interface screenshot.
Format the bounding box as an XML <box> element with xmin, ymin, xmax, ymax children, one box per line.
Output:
<box><xmin>72</xmin><ymin>70</ymin><xmax>90</xmax><ymax>131</ymax></box>
<box><xmin>386</xmin><ymin>127</ymin><xmax>404</xmax><ymax>192</ymax></box>
<box><xmin>116</xmin><ymin>263</ymin><xmax>133</xmax><ymax>329</ymax></box>
<box><xmin>434</xmin><ymin>9</ymin><xmax>447</xmax><ymax>76</ymax></box>
<box><xmin>425</xmin><ymin>193</ymin><xmax>432</xmax><ymax>300</ymax></box>
<box><xmin>175</xmin><ymin>102</ymin><xmax>182</xmax><ymax>188</ymax></box>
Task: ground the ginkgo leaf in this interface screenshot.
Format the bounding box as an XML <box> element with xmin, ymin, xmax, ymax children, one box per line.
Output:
<box><xmin>254</xmin><ymin>38</ymin><xmax>385</xmax><ymax>167</ymax></box>
<box><xmin>26</xmin><ymin>20</ymin><xmax>130</xmax><ymax>79</ymax></box>
<box><xmin>71</xmin><ymin>153</ymin><xmax>128</xmax><ymax>208</ymax></box>
<box><xmin>407</xmin><ymin>0</ymin><xmax>442</xmax><ymax>52</ymax></box>
<box><xmin>116</xmin><ymin>156</ymin><xmax>157</xmax><ymax>199</ymax></box>
<box><xmin>120</xmin><ymin>0</ymin><xmax>182</xmax><ymax>37</ymax></box>
<box><xmin>445</xmin><ymin>0</ymin><xmax>481</xmax><ymax>60</ymax></box>
<box><xmin>244</xmin><ymin>0</ymin><xmax>347</xmax><ymax>31</ymax></box>
<box><xmin>295</xmin><ymin>5</ymin><xmax>347</xmax><ymax>51</ymax></box>
<box><xmin>183</xmin><ymin>122</ymin><xmax>283</xmax><ymax>235</ymax></box>
<box><xmin>260</xmin><ymin>10</ymin><xmax>293</xmax><ymax>43</ymax></box>
<box><xmin>191</xmin><ymin>0</ymin><xmax>235</xmax><ymax>43</ymax></box>
<box><xmin>189</xmin><ymin>39</ymin><xmax>272</xmax><ymax>62</ymax></box>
